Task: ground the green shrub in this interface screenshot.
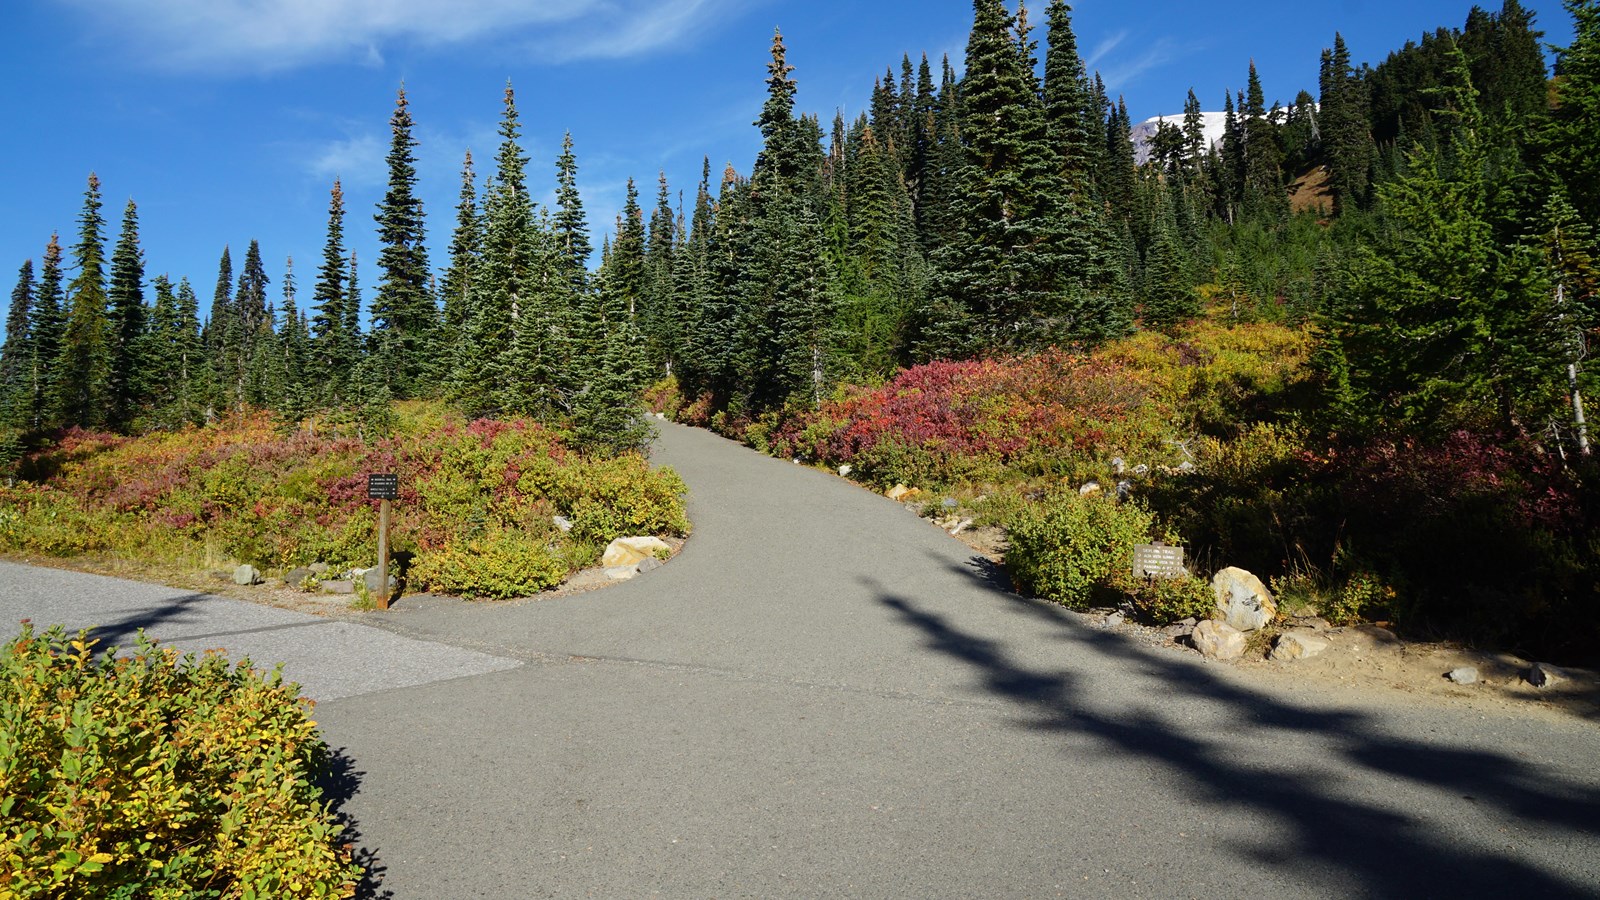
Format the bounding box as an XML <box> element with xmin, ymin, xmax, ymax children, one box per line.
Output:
<box><xmin>1324</xmin><ymin>570</ymin><xmax>1395</xmax><ymax>625</ymax></box>
<box><xmin>555</xmin><ymin>458</ymin><xmax>689</xmax><ymax>544</ymax></box>
<box><xmin>410</xmin><ymin>528</ymin><xmax>568</xmax><ymax>600</ymax></box>
<box><xmin>1115</xmin><ymin>572</ymin><xmax>1215</xmax><ymax>624</ymax></box>
<box><xmin>1006</xmin><ymin>493</ymin><xmax>1157</xmax><ymax>610</ymax></box>
<box><xmin>0</xmin><ymin>623</ymin><xmax>359</xmax><ymax>898</ymax></box>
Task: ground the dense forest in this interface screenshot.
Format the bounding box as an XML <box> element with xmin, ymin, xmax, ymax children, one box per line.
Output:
<box><xmin>3</xmin><ymin>0</ymin><xmax>1600</xmax><ymax>654</ymax></box>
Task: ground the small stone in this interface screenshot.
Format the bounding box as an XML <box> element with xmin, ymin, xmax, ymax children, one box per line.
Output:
<box><xmin>1115</xmin><ymin>479</ymin><xmax>1133</xmax><ymax>502</ymax></box>
<box><xmin>309</xmin><ymin>562</ymin><xmax>331</xmax><ymax>575</ymax></box>
<box><xmin>1161</xmin><ymin>621</ymin><xmax>1196</xmax><ymax>639</ymax></box>
<box><xmin>1103</xmin><ymin>611</ymin><xmax>1126</xmax><ymax>627</ymax></box>
<box><xmin>1211</xmin><ymin>567</ymin><xmax>1278</xmax><ymax>632</ymax></box>
<box><xmin>602</xmin><ymin>566</ymin><xmax>638</xmax><ymax>582</ymax></box>
<box><xmin>320</xmin><ymin>579</ymin><xmax>355</xmax><ymax>595</ymax></box>
<box><xmin>1177</xmin><ymin>461</ymin><xmax>1196</xmax><ymax>474</ymax></box>
<box><xmin>232</xmin><ymin>564</ymin><xmax>262</xmax><ymax>586</ymax></box>
<box><xmin>886</xmin><ymin>484</ymin><xmax>919</xmax><ymax>501</ymax></box>
<box><xmin>1111</xmin><ymin>456</ymin><xmax>1126</xmax><ymax>474</ymax></box>
<box><xmin>601</xmin><ymin>536</ymin><xmax>671</xmax><ymax>568</ymax></box>
<box><xmin>1191</xmin><ymin>619</ymin><xmax>1246</xmax><ymax>660</ymax></box>
<box><xmin>949</xmin><ymin>517</ymin><xmax>974</xmax><ymax>536</ymax></box>
<box><xmin>1132</xmin><ymin>463</ymin><xmax>1150</xmax><ymax>476</ymax></box>
<box><xmin>1526</xmin><ymin>662</ymin><xmax>1565</xmax><ymax>688</ymax></box>
<box><xmin>1078</xmin><ymin>481</ymin><xmax>1102</xmax><ymax>496</ymax></box>
<box><xmin>942</xmin><ymin>497</ymin><xmax>959</xmax><ymax>510</ymax></box>
<box><xmin>363</xmin><ymin>569</ymin><xmax>394</xmax><ymax>595</ymax></box>
<box><xmin>635</xmin><ymin>556</ymin><xmax>663</xmax><ymax>574</ymax></box>
<box><xmin>1446</xmin><ymin>667</ymin><xmax>1480</xmax><ymax>685</ymax></box>
<box><xmin>1180</xmin><ymin>617</ymin><xmax>1198</xmax><ymax>627</ymax></box>
<box><xmin>1270</xmin><ymin>632</ymin><xmax>1330</xmax><ymax>661</ymax></box>
<box><xmin>552</xmin><ymin>515</ymin><xmax>574</xmax><ymax>533</ymax></box>
<box><xmin>283</xmin><ymin>567</ymin><xmax>314</xmax><ymax>588</ymax></box>
<box><xmin>838</xmin><ymin>464</ymin><xmax>853</xmax><ymax>477</ymax></box>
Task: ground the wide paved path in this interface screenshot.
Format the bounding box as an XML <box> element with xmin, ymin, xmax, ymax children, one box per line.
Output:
<box><xmin>4</xmin><ymin>421</ymin><xmax>1599</xmax><ymax>898</ymax></box>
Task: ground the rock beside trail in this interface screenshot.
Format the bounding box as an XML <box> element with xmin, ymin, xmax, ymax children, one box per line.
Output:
<box><xmin>601</xmin><ymin>536</ymin><xmax>671</xmax><ymax>568</ymax></box>
<box><xmin>319</xmin><ymin>579</ymin><xmax>354</xmax><ymax>595</ymax></box>
<box><xmin>1526</xmin><ymin>662</ymin><xmax>1565</xmax><ymax>688</ymax></box>
<box><xmin>552</xmin><ymin>515</ymin><xmax>573</xmax><ymax>533</ymax></box>
<box><xmin>233</xmin><ymin>564</ymin><xmax>263</xmax><ymax>586</ymax></box>
<box><xmin>1447</xmin><ymin>667</ymin><xmax>1480</xmax><ymax>685</ymax></box>
<box><xmin>1270</xmin><ymin>632</ymin><xmax>1329</xmax><ymax>661</ymax></box>
<box><xmin>283</xmin><ymin>567</ymin><xmax>314</xmax><ymax>588</ymax></box>
<box><xmin>603</xmin><ymin>566</ymin><xmax>639</xmax><ymax>581</ymax></box>
<box><xmin>635</xmin><ymin>556</ymin><xmax>663</xmax><ymax>574</ymax></box>
<box><xmin>1212</xmin><ymin>567</ymin><xmax>1277</xmax><ymax>632</ymax></box>
<box><xmin>886</xmin><ymin>484</ymin><xmax>919</xmax><ymax>502</ymax></box>
<box><xmin>1192</xmin><ymin>619</ymin><xmax>1246</xmax><ymax>660</ymax></box>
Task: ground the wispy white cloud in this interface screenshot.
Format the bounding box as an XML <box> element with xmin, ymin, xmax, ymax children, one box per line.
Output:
<box><xmin>306</xmin><ymin>134</ymin><xmax>386</xmax><ymax>188</ymax></box>
<box><xmin>1097</xmin><ymin>37</ymin><xmax>1188</xmax><ymax>94</ymax></box>
<box><xmin>60</xmin><ymin>0</ymin><xmax>740</xmax><ymax>72</ymax></box>
<box><xmin>1084</xmin><ymin>30</ymin><xmax>1129</xmax><ymax>72</ymax></box>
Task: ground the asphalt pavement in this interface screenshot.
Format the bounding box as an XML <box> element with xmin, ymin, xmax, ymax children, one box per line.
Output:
<box><xmin>4</xmin><ymin>420</ymin><xmax>1599</xmax><ymax>898</ymax></box>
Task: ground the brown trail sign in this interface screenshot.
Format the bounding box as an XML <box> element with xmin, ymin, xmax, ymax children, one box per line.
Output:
<box><xmin>367</xmin><ymin>474</ymin><xmax>400</xmax><ymax>609</ymax></box>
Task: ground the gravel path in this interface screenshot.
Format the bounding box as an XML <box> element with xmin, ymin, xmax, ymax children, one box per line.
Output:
<box><xmin>4</xmin><ymin>421</ymin><xmax>1599</xmax><ymax>898</ymax></box>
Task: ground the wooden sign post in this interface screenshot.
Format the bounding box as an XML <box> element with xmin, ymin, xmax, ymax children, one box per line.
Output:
<box><xmin>366</xmin><ymin>474</ymin><xmax>400</xmax><ymax>609</ymax></box>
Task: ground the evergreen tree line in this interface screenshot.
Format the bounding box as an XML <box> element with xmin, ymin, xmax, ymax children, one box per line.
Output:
<box><xmin>4</xmin><ymin>0</ymin><xmax>1598</xmax><ymax>458</ymax></box>
<box><xmin>0</xmin><ymin>85</ymin><xmax>650</xmax><ymax>451</ymax></box>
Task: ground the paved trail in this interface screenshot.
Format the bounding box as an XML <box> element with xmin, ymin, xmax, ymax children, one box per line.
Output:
<box><xmin>4</xmin><ymin>421</ymin><xmax>1599</xmax><ymax>898</ymax></box>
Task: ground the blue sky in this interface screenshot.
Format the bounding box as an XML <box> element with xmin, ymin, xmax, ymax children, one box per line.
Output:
<box><xmin>0</xmin><ymin>0</ymin><xmax>1575</xmax><ymax>321</ymax></box>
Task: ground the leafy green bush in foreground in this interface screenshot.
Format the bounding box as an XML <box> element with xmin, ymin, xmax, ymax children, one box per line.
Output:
<box><xmin>1006</xmin><ymin>492</ymin><xmax>1158</xmax><ymax>611</ymax></box>
<box><xmin>0</xmin><ymin>623</ymin><xmax>359</xmax><ymax>899</ymax></box>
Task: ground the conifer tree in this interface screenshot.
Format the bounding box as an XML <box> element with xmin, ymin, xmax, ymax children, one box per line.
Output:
<box><xmin>1333</xmin><ymin>47</ymin><xmax>1561</xmax><ymax>435</ymax></box>
<box><xmin>107</xmin><ymin>199</ymin><xmax>147</xmax><ymax>428</ymax></box>
<box><xmin>1321</xmin><ymin>34</ymin><xmax>1375</xmax><ymax>215</ymax></box>
<box><xmin>275</xmin><ymin>258</ymin><xmax>312</xmax><ymax>420</ymax></box>
<box><xmin>0</xmin><ymin>261</ymin><xmax>36</xmax><ymax>427</ymax></box>
<box><xmin>29</xmin><ymin>235</ymin><xmax>65</xmax><ymax>428</ymax></box>
<box><xmin>452</xmin><ymin>83</ymin><xmax>532</xmax><ymax>414</ymax></box>
<box><xmin>310</xmin><ymin>180</ymin><xmax>350</xmax><ymax>402</ymax></box>
<box><xmin>55</xmin><ymin>173</ymin><xmax>112</xmax><ymax>428</ymax></box>
<box><xmin>439</xmin><ymin>153</ymin><xmax>481</xmax><ymax>366</ymax></box>
<box><xmin>371</xmin><ymin>85</ymin><xmax>436</xmax><ymax>398</ymax></box>
<box><xmin>1241</xmin><ymin>61</ymin><xmax>1288</xmax><ymax>222</ymax></box>
<box><xmin>552</xmin><ymin>134</ymin><xmax>592</xmax><ymax>292</ymax></box>
<box><xmin>1540</xmin><ymin>0</ymin><xmax>1600</xmax><ymax>226</ymax></box>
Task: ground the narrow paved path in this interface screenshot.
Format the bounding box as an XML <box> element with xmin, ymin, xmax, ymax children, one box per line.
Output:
<box><xmin>4</xmin><ymin>421</ymin><xmax>1599</xmax><ymax>898</ymax></box>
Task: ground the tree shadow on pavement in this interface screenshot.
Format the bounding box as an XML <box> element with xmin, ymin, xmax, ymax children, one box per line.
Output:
<box><xmin>82</xmin><ymin>592</ymin><xmax>213</xmax><ymax>649</ymax></box>
<box><xmin>865</xmin><ymin>554</ymin><xmax>1600</xmax><ymax>897</ymax></box>
<box><xmin>317</xmin><ymin>746</ymin><xmax>393</xmax><ymax>900</ymax></box>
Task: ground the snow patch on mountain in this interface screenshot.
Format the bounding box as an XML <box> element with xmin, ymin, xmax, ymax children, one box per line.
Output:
<box><xmin>1129</xmin><ymin>111</ymin><xmax>1229</xmax><ymax>166</ymax></box>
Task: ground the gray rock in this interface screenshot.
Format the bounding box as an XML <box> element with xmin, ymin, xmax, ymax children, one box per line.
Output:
<box><xmin>1078</xmin><ymin>481</ymin><xmax>1102</xmax><ymax>496</ymax></box>
<box><xmin>232</xmin><ymin>564</ymin><xmax>262</xmax><ymax>586</ymax></box>
<box><xmin>1446</xmin><ymin>667</ymin><xmax>1480</xmax><ymax>685</ymax></box>
<box><xmin>1526</xmin><ymin>662</ymin><xmax>1565</xmax><ymax>688</ymax></box>
<box><xmin>1180</xmin><ymin>617</ymin><xmax>1199</xmax><ymax>627</ymax></box>
<box><xmin>635</xmin><ymin>556</ymin><xmax>663</xmax><ymax>574</ymax></box>
<box><xmin>309</xmin><ymin>562</ymin><xmax>331</xmax><ymax>575</ymax></box>
<box><xmin>1133</xmin><ymin>463</ymin><xmax>1150</xmax><ymax>476</ymax></box>
<box><xmin>319</xmin><ymin>579</ymin><xmax>355</xmax><ymax>595</ymax></box>
<box><xmin>364</xmin><ymin>569</ymin><xmax>395</xmax><ymax>595</ymax></box>
<box><xmin>1103</xmin><ymin>611</ymin><xmax>1126</xmax><ymax>628</ymax></box>
<box><xmin>552</xmin><ymin>515</ymin><xmax>574</xmax><ymax>533</ymax></box>
<box><xmin>941</xmin><ymin>497</ymin><xmax>959</xmax><ymax>510</ymax></box>
<box><xmin>1111</xmin><ymin>456</ymin><xmax>1126</xmax><ymax>475</ymax></box>
<box><xmin>1115</xmin><ymin>479</ymin><xmax>1133</xmax><ymax>502</ymax></box>
<box><xmin>1270</xmin><ymin>632</ymin><xmax>1329</xmax><ymax>661</ymax></box>
<box><xmin>838</xmin><ymin>464</ymin><xmax>853</xmax><ymax>478</ymax></box>
<box><xmin>283</xmin><ymin>567</ymin><xmax>314</xmax><ymax>588</ymax></box>
<box><xmin>1192</xmin><ymin>619</ymin><xmax>1247</xmax><ymax>660</ymax></box>
<box><xmin>602</xmin><ymin>566</ymin><xmax>638</xmax><ymax>582</ymax></box>
<box><xmin>1161</xmin><ymin>621</ymin><xmax>1196</xmax><ymax>639</ymax></box>
<box><xmin>1211</xmin><ymin>567</ymin><xmax>1277</xmax><ymax>632</ymax></box>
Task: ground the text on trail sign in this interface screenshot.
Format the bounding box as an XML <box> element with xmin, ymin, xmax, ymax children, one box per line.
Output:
<box><xmin>367</xmin><ymin>473</ymin><xmax>399</xmax><ymax>501</ymax></box>
<box><xmin>1132</xmin><ymin>543</ymin><xmax>1186</xmax><ymax>579</ymax></box>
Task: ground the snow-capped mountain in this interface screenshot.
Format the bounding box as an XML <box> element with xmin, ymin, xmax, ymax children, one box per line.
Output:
<box><xmin>1128</xmin><ymin>111</ymin><xmax>1229</xmax><ymax>166</ymax></box>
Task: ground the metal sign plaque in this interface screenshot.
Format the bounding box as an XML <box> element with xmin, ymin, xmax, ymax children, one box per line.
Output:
<box><xmin>367</xmin><ymin>473</ymin><xmax>400</xmax><ymax>501</ymax></box>
<box><xmin>1132</xmin><ymin>543</ymin><xmax>1186</xmax><ymax>579</ymax></box>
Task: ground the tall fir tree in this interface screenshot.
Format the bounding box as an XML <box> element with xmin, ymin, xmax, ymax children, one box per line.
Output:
<box><xmin>29</xmin><ymin>235</ymin><xmax>65</xmax><ymax>428</ymax></box>
<box><xmin>310</xmin><ymin>180</ymin><xmax>351</xmax><ymax>403</ymax></box>
<box><xmin>106</xmin><ymin>199</ymin><xmax>147</xmax><ymax>429</ymax></box>
<box><xmin>55</xmin><ymin>173</ymin><xmax>112</xmax><ymax>428</ymax></box>
<box><xmin>440</xmin><ymin>152</ymin><xmax>482</xmax><ymax>367</ymax></box>
<box><xmin>0</xmin><ymin>261</ymin><xmax>36</xmax><ymax>428</ymax></box>
<box><xmin>371</xmin><ymin>85</ymin><xmax>437</xmax><ymax>398</ymax></box>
